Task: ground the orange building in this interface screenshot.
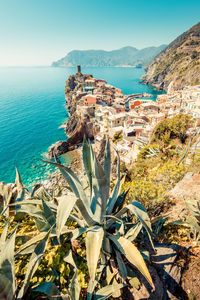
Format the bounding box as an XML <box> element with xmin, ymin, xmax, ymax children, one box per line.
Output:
<box><xmin>83</xmin><ymin>95</ymin><xmax>97</xmax><ymax>106</ymax></box>
<box><xmin>130</xmin><ymin>100</ymin><xmax>141</xmax><ymax>110</ymax></box>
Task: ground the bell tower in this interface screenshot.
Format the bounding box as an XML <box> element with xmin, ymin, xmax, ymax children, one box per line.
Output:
<box><xmin>77</xmin><ymin>65</ymin><xmax>81</xmax><ymax>74</ymax></box>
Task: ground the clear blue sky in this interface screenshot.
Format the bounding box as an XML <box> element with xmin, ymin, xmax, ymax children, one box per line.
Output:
<box><xmin>0</xmin><ymin>0</ymin><xmax>199</xmax><ymax>66</ymax></box>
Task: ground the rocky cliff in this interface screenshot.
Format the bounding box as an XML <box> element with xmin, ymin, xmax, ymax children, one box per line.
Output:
<box><xmin>142</xmin><ymin>22</ymin><xmax>200</xmax><ymax>91</ymax></box>
<box><xmin>48</xmin><ymin>72</ymin><xmax>95</xmax><ymax>158</ymax></box>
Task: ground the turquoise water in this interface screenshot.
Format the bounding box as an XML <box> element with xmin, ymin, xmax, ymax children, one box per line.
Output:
<box><xmin>0</xmin><ymin>66</ymin><xmax>162</xmax><ymax>186</ymax></box>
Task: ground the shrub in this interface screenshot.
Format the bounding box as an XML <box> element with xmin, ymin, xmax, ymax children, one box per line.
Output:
<box><xmin>151</xmin><ymin>114</ymin><xmax>193</xmax><ymax>145</ymax></box>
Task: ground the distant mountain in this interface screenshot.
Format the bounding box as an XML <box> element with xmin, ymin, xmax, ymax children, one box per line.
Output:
<box><xmin>142</xmin><ymin>22</ymin><xmax>200</xmax><ymax>91</ymax></box>
<box><xmin>52</xmin><ymin>45</ymin><xmax>166</xmax><ymax>67</ymax></box>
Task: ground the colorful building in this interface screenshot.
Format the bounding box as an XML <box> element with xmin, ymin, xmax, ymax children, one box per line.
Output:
<box><xmin>83</xmin><ymin>95</ymin><xmax>97</xmax><ymax>106</ymax></box>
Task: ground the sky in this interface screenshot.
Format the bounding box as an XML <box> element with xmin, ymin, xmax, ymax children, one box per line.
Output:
<box><xmin>0</xmin><ymin>0</ymin><xmax>199</xmax><ymax>66</ymax></box>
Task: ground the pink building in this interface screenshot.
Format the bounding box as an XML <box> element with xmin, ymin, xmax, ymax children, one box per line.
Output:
<box><xmin>83</xmin><ymin>95</ymin><xmax>97</xmax><ymax>106</ymax></box>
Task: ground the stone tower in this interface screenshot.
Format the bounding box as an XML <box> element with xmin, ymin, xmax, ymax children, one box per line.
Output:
<box><xmin>77</xmin><ymin>65</ymin><xmax>81</xmax><ymax>74</ymax></box>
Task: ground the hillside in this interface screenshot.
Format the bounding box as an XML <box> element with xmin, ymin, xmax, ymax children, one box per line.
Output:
<box><xmin>142</xmin><ymin>22</ymin><xmax>200</xmax><ymax>91</ymax></box>
<box><xmin>51</xmin><ymin>45</ymin><xmax>166</xmax><ymax>67</ymax></box>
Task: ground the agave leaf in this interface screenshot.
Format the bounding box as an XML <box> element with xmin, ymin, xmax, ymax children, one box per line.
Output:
<box><xmin>15</xmin><ymin>232</ymin><xmax>47</xmax><ymax>255</ymax></box>
<box><xmin>125</xmin><ymin>222</ymin><xmax>143</xmax><ymax>242</ymax></box>
<box><xmin>102</xmin><ymin>236</ymin><xmax>112</xmax><ymax>256</ymax></box>
<box><xmin>17</xmin><ymin>230</ymin><xmax>50</xmax><ymax>299</ymax></box>
<box><xmin>109</xmin><ymin>235</ymin><xmax>153</xmax><ymax>287</ymax></box>
<box><xmin>87</xmin><ymin>263</ymin><xmax>105</xmax><ymax>300</ymax></box>
<box><xmin>68</xmin><ymin>214</ymin><xmax>86</xmax><ymax>228</ymax></box>
<box><xmin>63</xmin><ymin>249</ymin><xmax>77</xmax><ymax>269</ymax></box>
<box><xmin>0</xmin><ymin>222</ymin><xmax>9</xmax><ymax>248</ymax></box>
<box><xmin>16</xmin><ymin>206</ymin><xmax>44</xmax><ymax>220</ymax></box>
<box><xmin>9</xmin><ymin>199</ymin><xmax>43</xmax><ymax>206</ymax></box>
<box><xmin>90</xmin><ymin>145</ymin><xmax>108</xmax><ymax>222</ymax></box>
<box><xmin>112</xmin><ymin>187</ymin><xmax>129</xmax><ymax>214</ymax></box>
<box><xmin>10</xmin><ymin>199</ymin><xmax>57</xmax><ymax>212</ymax></box>
<box><xmin>43</xmin><ymin>160</ymin><xmax>97</xmax><ymax>226</ymax></box>
<box><xmin>16</xmin><ymin>244</ymin><xmax>36</xmax><ymax>256</ymax></box>
<box><xmin>114</xmin><ymin>249</ymin><xmax>127</xmax><ymax>280</ymax></box>
<box><xmin>30</xmin><ymin>184</ymin><xmax>42</xmax><ymax>197</ymax></box>
<box><xmin>86</xmin><ymin>226</ymin><xmax>104</xmax><ymax>281</ymax></box>
<box><xmin>108</xmin><ymin>201</ymin><xmax>154</xmax><ymax>248</ymax></box>
<box><xmin>186</xmin><ymin>216</ymin><xmax>200</xmax><ymax>232</ymax></box>
<box><xmin>42</xmin><ymin>200</ymin><xmax>56</xmax><ymax>228</ymax></box>
<box><xmin>68</xmin><ymin>270</ymin><xmax>80</xmax><ymax>300</ymax></box>
<box><xmin>35</xmin><ymin>218</ymin><xmax>52</xmax><ymax>232</ymax></box>
<box><xmin>127</xmin><ymin>201</ymin><xmax>154</xmax><ymax>249</ymax></box>
<box><xmin>184</xmin><ymin>198</ymin><xmax>200</xmax><ymax>222</ymax></box>
<box><xmin>103</xmin><ymin>136</ymin><xmax>111</xmax><ymax>201</ymax></box>
<box><xmin>15</xmin><ymin>167</ymin><xmax>23</xmax><ymax>188</ymax></box>
<box><xmin>1</xmin><ymin>185</ymin><xmax>13</xmax><ymax>217</ymax></box>
<box><xmin>83</xmin><ymin>136</ymin><xmax>93</xmax><ymax>195</ymax></box>
<box><xmin>0</xmin><ymin>229</ymin><xmax>17</xmax><ymax>300</ymax></box>
<box><xmin>70</xmin><ymin>227</ymin><xmax>88</xmax><ymax>240</ymax></box>
<box><xmin>106</xmin><ymin>150</ymin><xmax>120</xmax><ymax>214</ymax></box>
<box><xmin>93</xmin><ymin>283</ymin><xmax>125</xmax><ymax>300</ymax></box>
<box><xmin>33</xmin><ymin>281</ymin><xmax>60</xmax><ymax>297</ymax></box>
<box><xmin>56</xmin><ymin>195</ymin><xmax>77</xmax><ymax>241</ymax></box>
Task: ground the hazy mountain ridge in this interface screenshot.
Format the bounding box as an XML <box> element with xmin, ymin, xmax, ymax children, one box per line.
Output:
<box><xmin>142</xmin><ymin>22</ymin><xmax>200</xmax><ymax>91</ymax></box>
<box><xmin>52</xmin><ymin>45</ymin><xmax>166</xmax><ymax>67</ymax></box>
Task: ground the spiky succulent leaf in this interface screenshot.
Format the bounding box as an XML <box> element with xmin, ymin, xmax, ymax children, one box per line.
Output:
<box><xmin>125</xmin><ymin>222</ymin><xmax>143</xmax><ymax>241</ymax></box>
<box><xmin>126</xmin><ymin>201</ymin><xmax>154</xmax><ymax>249</ymax></box>
<box><xmin>103</xmin><ymin>136</ymin><xmax>111</xmax><ymax>201</ymax></box>
<box><xmin>93</xmin><ymin>283</ymin><xmax>125</xmax><ymax>300</ymax></box>
<box><xmin>112</xmin><ymin>188</ymin><xmax>128</xmax><ymax>214</ymax></box>
<box><xmin>0</xmin><ymin>229</ymin><xmax>16</xmax><ymax>300</ymax></box>
<box><xmin>86</xmin><ymin>226</ymin><xmax>104</xmax><ymax>281</ymax></box>
<box><xmin>42</xmin><ymin>199</ymin><xmax>56</xmax><ymax>228</ymax></box>
<box><xmin>106</xmin><ymin>150</ymin><xmax>120</xmax><ymax>214</ymax></box>
<box><xmin>17</xmin><ymin>230</ymin><xmax>50</xmax><ymax>299</ymax></box>
<box><xmin>0</xmin><ymin>222</ymin><xmax>9</xmax><ymax>248</ymax></box>
<box><xmin>107</xmin><ymin>200</ymin><xmax>154</xmax><ymax>248</ymax></box>
<box><xmin>68</xmin><ymin>270</ymin><xmax>80</xmax><ymax>300</ymax></box>
<box><xmin>89</xmin><ymin>144</ymin><xmax>108</xmax><ymax>222</ymax></box>
<box><xmin>83</xmin><ymin>136</ymin><xmax>93</xmax><ymax>194</ymax></box>
<box><xmin>15</xmin><ymin>232</ymin><xmax>47</xmax><ymax>255</ymax></box>
<box><xmin>114</xmin><ymin>249</ymin><xmax>127</xmax><ymax>279</ymax></box>
<box><xmin>33</xmin><ymin>282</ymin><xmax>60</xmax><ymax>297</ymax></box>
<box><xmin>56</xmin><ymin>195</ymin><xmax>77</xmax><ymax>240</ymax></box>
<box><xmin>184</xmin><ymin>198</ymin><xmax>200</xmax><ymax>222</ymax></box>
<box><xmin>15</xmin><ymin>167</ymin><xmax>23</xmax><ymax>188</ymax></box>
<box><xmin>87</xmin><ymin>264</ymin><xmax>106</xmax><ymax>300</ymax></box>
<box><xmin>109</xmin><ymin>235</ymin><xmax>153</xmax><ymax>287</ymax></box>
<box><xmin>43</xmin><ymin>160</ymin><xmax>97</xmax><ymax>226</ymax></box>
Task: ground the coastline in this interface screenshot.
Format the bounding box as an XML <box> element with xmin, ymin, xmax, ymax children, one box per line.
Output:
<box><xmin>0</xmin><ymin>66</ymin><xmax>163</xmax><ymax>186</ymax></box>
<box><xmin>48</xmin><ymin>69</ymin><xmax>157</xmax><ymax>159</ymax></box>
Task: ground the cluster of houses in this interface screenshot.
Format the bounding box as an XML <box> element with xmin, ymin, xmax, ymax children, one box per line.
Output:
<box><xmin>157</xmin><ymin>85</ymin><xmax>200</xmax><ymax>121</ymax></box>
<box><xmin>69</xmin><ymin>72</ymin><xmax>200</xmax><ymax>165</ymax></box>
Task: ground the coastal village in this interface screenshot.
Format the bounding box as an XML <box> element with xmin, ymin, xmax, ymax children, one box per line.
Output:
<box><xmin>62</xmin><ymin>66</ymin><xmax>200</xmax><ymax>165</ymax></box>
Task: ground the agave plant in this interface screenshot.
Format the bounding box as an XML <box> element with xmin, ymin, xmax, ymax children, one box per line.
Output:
<box><xmin>7</xmin><ymin>137</ymin><xmax>155</xmax><ymax>299</ymax></box>
<box><xmin>42</xmin><ymin>137</ymin><xmax>154</xmax><ymax>298</ymax></box>
<box><xmin>174</xmin><ymin>198</ymin><xmax>200</xmax><ymax>242</ymax></box>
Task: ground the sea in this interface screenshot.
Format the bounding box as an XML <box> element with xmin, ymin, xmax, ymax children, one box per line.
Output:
<box><xmin>0</xmin><ymin>66</ymin><xmax>163</xmax><ymax>186</ymax></box>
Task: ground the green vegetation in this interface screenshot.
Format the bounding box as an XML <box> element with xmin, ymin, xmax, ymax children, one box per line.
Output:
<box><xmin>122</xmin><ymin>115</ymin><xmax>194</xmax><ymax>214</ymax></box>
<box><xmin>151</xmin><ymin>114</ymin><xmax>193</xmax><ymax>145</ymax></box>
<box><xmin>0</xmin><ymin>115</ymin><xmax>199</xmax><ymax>299</ymax></box>
<box><xmin>0</xmin><ymin>138</ymin><xmax>155</xmax><ymax>299</ymax></box>
<box><xmin>171</xmin><ymin>198</ymin><xmax>200</xmax><ymax>243</ymax></box>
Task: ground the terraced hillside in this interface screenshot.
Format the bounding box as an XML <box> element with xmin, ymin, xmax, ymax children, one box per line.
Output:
<box><xmin>142</xmin><ymin>22</ymin><xmax>200</xmax><ymax>91</ymax></box>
